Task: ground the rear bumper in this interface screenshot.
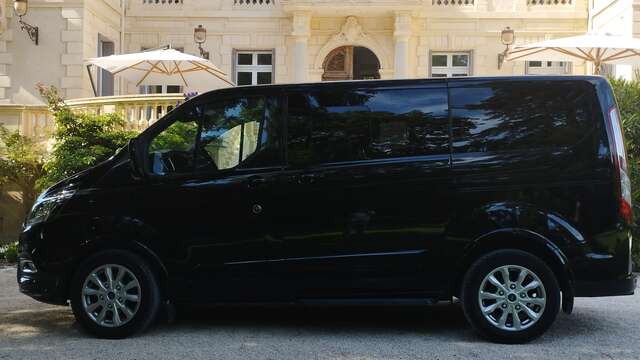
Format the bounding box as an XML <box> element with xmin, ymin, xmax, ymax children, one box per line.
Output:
<box><xmin>574</xmin><ymin>274</ymin><xmax>637</xmax><ymax>297</ymax></box>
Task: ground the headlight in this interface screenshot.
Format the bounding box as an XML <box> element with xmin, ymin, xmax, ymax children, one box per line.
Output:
<box><xmin>24</xmin><ymin>189</ymin><xmax>75</xmax><ymax>230</ymax></box>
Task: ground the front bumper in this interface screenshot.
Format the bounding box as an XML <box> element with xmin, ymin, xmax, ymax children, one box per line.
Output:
<box><xmin>17</xmin><ymin>257</ymin><xmax>69</xmax><ymax>305</ymax></box>
<box><xmin>574</xmin><ymin>274</ymin><xmax>637</xmax><ymax>297</ymax></box>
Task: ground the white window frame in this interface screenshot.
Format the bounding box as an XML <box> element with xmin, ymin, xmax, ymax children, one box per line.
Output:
<box><xmin>234</xmin><ymin>50</ymin><xmax>275</xmax><ymax>86</ymax></box>
<box><xmin>430</xmin><ymin>51</ymin><xmax>472</xmax><ymax>78</ymax></box>
<box><xmin>525</xmin><ymin>61</ymin><xmax>572</xmax><ymax>75</ymax></box>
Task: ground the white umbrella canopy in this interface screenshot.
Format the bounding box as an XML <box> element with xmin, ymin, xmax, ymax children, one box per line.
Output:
<box><xmin>507</xmin><ymin>32</ymin><xmax>640</xmax><ymax>74</ymax></box>
<box><xmin>87</xmin><ymin>48</ymin><xmax>234</xmax><ymax>92</ymax></box>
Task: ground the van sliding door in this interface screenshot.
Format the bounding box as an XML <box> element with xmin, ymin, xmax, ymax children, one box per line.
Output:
<box><xmin>267</xmin><ymin>83</ymin><xmax>452</xmax><ymax>300</ymax></box>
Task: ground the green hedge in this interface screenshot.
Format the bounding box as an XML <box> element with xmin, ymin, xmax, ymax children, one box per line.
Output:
<box><xmin>609</xmin><ymin>77</ymin><xmax>640</xmax><ymax>269</ymax></box>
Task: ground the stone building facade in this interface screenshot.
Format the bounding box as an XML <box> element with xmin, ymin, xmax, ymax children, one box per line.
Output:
<box><xmin>0</xmin><ymin>0</ymin><xmax>637</xmax><ymax>107</ymax></box>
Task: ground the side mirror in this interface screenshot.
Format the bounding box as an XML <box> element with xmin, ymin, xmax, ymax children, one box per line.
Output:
<box><xmin>128</xmin><ymin>137</ymin><xmax>145</xmax><ymax>179</ymax></box>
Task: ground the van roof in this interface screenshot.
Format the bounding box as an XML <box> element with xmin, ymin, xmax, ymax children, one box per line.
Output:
<box><xmin>199</xmin><ymin>75</ymin><xmax>607</xmax><ymax>98</ymax></box>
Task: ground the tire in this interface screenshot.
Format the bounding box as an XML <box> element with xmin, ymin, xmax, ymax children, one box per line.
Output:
<box><xmin>70</xmin><ymin>250</ymin><xmax>161</xmax><ymax>339</ymax></box>
<box><xmin>461</xmin><ymin>249</ymin><xmax>561</xmax><ymax>344</ymax></box>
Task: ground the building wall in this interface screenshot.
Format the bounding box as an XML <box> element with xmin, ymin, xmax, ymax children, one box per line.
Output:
<box><xmin>124</xmin><ymin>15</ymin><xmax>290</xmax><ymax>94</ymax></box>
<box><xmin>5</xmin><ymin>4</ymin><xmax>67</xmax><ymax>104</ymax></box>
<box><xmin>82</xmin><ymin>0</ymin><xmax>122</xmax><ymax>98</ymax></box>
<box><xmin>0</xmin><ymin>0</ymin><xmax>606</xmax><ymax>105</ymax></box>
<box><xmin>0</xmin><ymin>0</ymin><xmax>122</xmax><ymax>105</ymax></box>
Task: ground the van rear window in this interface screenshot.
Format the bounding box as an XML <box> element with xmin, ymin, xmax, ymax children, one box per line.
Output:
<box><xmin>450</xmin><ymin>81</ymin><xmax>595</xmax><ymax>153</ymax></box>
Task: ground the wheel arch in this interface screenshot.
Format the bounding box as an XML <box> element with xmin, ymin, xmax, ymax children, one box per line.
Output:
<box><xmin>69</xmin><ymin>240</ymin><xmax>170</xmax><ymax>302</ymax></box>
<box><xmin>452</xmin><ymin>228</ymin><xmax>574</xmax><ymax>313</ymax></box>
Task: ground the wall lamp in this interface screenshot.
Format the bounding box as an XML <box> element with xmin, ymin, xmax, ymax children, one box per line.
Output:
<box><xmin>498</xmin><ymin>27</ymin><xmax>515</xmax><ymax>69</ymax></box>
<box><xmin>13</xmin><ymin>0</ymin><xmax>39</xmax><ymax>45</ymax></box>
<box><xmin>194</xmin><ymin>25</ymin><xmax>209</xmax><ymax>60</ymax></box>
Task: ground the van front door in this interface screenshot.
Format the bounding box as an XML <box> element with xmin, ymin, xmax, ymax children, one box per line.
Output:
<box><xmin>138</xmin><ymin>95</ymin><xmax>283</xmax><ymax>303</ymax></box>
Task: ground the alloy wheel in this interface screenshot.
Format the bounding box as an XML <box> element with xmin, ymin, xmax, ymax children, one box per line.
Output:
<box><xmin>477</xmin><ymin>264</ymin><xmax>546</xmax><ymax>331</ymax></box>
<box><xmin>81</xmin><ymin>264</ymin><xmax>142</xmax><ymax>328</ymax></box>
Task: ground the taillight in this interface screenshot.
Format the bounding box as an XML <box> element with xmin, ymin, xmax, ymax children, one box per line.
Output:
<box><xmin>606</xmin><ymin>106</ymin><xmax>633</xmax><ymax>224</ymax></box>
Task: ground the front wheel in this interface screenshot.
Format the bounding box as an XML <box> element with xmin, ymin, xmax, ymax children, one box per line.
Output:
<box><xmin>70</xmin><ymin>250</ymin><xmax>161</xmax><ymax>339</ymax></box>
<box><xmin>461</xmin><ymin>249</ymin><xmax>561</xmax><ymax>343</ymax></box>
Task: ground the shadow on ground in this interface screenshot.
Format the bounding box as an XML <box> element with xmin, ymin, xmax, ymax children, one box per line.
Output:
<box><xmin>0</xmin><ymin>297</ymin><xmax>621</xmax><ymax>345</ymax></box>
<box><xmin>172</xmin><ymin>302</ymin><xmax>469</xmax><ymax>334</ymax></box>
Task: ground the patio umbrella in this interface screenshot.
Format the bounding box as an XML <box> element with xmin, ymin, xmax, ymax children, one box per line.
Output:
<box><xmin>87</xmin><ymin>48</ymin><xmax>234</xmax><ymax>92</ymax></box>
<box><xmin>507</xmin><ymin>32</ymin><xmax>640</xmax><ymax>74</ymax></box>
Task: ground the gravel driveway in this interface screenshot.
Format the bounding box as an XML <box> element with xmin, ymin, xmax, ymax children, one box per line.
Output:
<box><xmin>1</xmin><ymin>266</ymin><xmax>639</xmax><ymax>360</ymax></box>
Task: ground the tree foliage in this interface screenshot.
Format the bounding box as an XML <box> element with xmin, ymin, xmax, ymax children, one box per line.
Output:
<box><xmin>149</xmin><ymin>120</ymin><xmax>198</xmax><ymax>152</ymax></box>
<box><xmin>0</xmin><ymin>126</ymin><xmax>46</xmax><ymax>214</ymax></box>
<box><xmin>36</xmin><ymin>84</ymin><xmax>138</xmax><ymax>189</ymax></box>
<box><xmin>609</xmin><ymin>77</ymin><xmax>640</xmax><ymax>268</ymax></box>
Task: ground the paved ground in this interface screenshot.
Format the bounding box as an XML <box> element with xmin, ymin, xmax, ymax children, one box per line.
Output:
<box><xmin>1</xmin><ymin>266</ymin><xmax>639</xmax><ymax>360</ymax></box>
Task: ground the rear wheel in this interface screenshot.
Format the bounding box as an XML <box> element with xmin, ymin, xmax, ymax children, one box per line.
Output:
<box><xmin>70</xmin><ymin>250</ymin><xmax>161</xmax><ymax>339</ymax></box>
<box><xmin>461</xmin><ymin>249</ymin><xmax>560</xmax><ymax>343</ymax></box>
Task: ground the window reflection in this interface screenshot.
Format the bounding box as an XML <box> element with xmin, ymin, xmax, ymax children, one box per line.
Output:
<box><xmin>451</xmin><ymin>82</ymin><xmax>595</xmax><ymax>153</ymax></box>
<box><xmin>148</xmin><ymin>117</ymin><xmax>198</xmax><ymax>175</ymax></box>
<box><xmin>199</xmin><ymin>97</ymin><xmax>267</xmax><ymax>171</ymax></box>
<box><xmin>287</xmin><ymin>88</ymin><xmax>449</xmax><ymax>166</ymax></box>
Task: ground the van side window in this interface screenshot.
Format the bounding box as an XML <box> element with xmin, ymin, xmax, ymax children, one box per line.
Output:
<box><xmin>197</xmin><ymin>96</ymin><xmax>280</xmax><ymax>172</ymax></box>
<box><xmin>366</xmin><ymin>89</ymin><xmax>449</xmax><ymax>159</ymax></box>
<box><xmin>287</xmin><ymin>87</ymin><xmax>449</xmax><ymax>166</ymax></box>
<box><xmin>451</xmin><ymin>82</ymin><xmax>594</xmax><ymax>153</ymax></box>
<box><xmin>147</xmin><ymin>113</ymin><xmax>199</xmax><ymax>176</ymax></box>
<box><xmin>288</xmin><ymin>91</ymin><xmax>369</xmax><ymax>165</ymax></box>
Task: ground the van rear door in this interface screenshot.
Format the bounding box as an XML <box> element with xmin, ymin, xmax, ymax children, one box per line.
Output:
<box><xmin>443</xmin><ymin>79</ymin><xmax>606</xmax><ymax>287</ymax></box>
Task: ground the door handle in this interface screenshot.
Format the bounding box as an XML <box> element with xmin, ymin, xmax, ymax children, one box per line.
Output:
<box><xmin>297</xmin><ymin>173</ymin><xmax>316</xmax><ymax>185</ymax></box>
<box><xmin>246</xmin><ymin>175</ymin><xmax>266</xmax><ymax>188</ymax></box>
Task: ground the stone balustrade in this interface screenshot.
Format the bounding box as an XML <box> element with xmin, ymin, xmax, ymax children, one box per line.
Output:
<box><xmin>234</xmin><ymin>0</ymin><xmax>277</xmax><ymax>6</ymax></box>
<box><xmin>142</xmin><ymin>0</ymin><xmax>183</xmax><ymax>5</ymax></box>
<box><xmin>65</xmin><ymin>94</ymin><xmax>185</xmax><ymax>131</ymax></box>
<box><xmin>0</xmin><ymin>94</ymin><xmax>185</xmax><ymax>140</ymax></box>
<box><xmin>0</xmin><ymin>105</ymin><xmax>54</xmax><ymax>141</ymax></box>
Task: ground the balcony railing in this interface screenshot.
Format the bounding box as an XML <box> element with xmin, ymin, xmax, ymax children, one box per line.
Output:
<box><xmin>142</xmin><ymin>0</ymin><xmax>183</xmax><ymax>4</ymax></box>
<box><xmin>66</xmin><ymin>94</ymin><xmax>184</xmax><ymax>131</ymax></box>
<box><xmin>234</xmin><ymin>0</ymin><xmax>276</xmax><ymax>6</ymax></box>
<box><xmin>0</xmin><ymin>105</ymin><xmax>54</xmax><ymax>141</ymax></box>
<box><xmin>527</xmin><ymin>0</ymin><xmax>571</xmax><ymax>4</ymax></box>
<box><xmin>0</xmin><ymin>94</ymin><xmax>185</xmax><ymax>140</ymax></box>
<box><xmin>432</xmin><ymin>0</ymin><xmax>474</xmax><ymax>5</ymax></box>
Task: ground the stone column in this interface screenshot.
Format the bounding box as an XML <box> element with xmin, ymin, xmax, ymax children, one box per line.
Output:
<box><xmin>393</xmin><ymin>12</ymin><xmax>413</xmax><ymax>79</ymax></box>
<box><xmin>292</xmin><ymin>12</ymin><xmax>311</xmax><ymax>83</ymax></box>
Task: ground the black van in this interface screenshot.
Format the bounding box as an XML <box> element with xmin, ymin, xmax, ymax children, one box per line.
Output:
<box><xmin>17</xmin><ymin>76</ymin><xmax>636</xmax><ymax>343</ymax></box>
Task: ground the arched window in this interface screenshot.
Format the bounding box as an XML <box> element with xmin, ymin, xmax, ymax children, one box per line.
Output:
<box><xmin>322</xmin><ymin>46</ymin><xmax>380</xmax><ymax>81</ymax></box>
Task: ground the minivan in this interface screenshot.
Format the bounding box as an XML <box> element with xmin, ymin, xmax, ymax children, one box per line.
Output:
<box><xmin>17</xmin><ymin>76</ymin><xmax>636</xmax><ymax>343</ymax></box>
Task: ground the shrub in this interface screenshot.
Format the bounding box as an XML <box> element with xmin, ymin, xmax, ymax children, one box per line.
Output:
<box><xmin>36</xmin><ymin>84</ymin><xmax>138</xmax><ymax>189</ymax></box>
<box><xmin>0</xmin><ymin>126</ymin><xmax>46</xmax><ymax>215</ymax></box>
<box><xmin>609</xmin><ymin>76</ymin><xmax>640</xmax><ymax>269</ymax></box>
<box><xmin>0</xmin><ymin>242</ymin><xmax>18</xmax><ymax>264</ymax></box>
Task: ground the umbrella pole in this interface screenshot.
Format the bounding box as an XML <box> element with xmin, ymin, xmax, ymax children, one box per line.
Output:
<box><xmin>593</xmin><ymin>60</ymin><xmax>601</xmax><ymax>75</ymax></box>
<box><xmin>86</xmin><ymin>64</ymin><xmax>98</xmax><ymax>97</ymax></box>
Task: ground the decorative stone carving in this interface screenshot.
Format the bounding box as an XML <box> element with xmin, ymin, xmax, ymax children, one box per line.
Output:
<box><xmin>313</xmin><ymin>16</ymin><xmax>390</xmax><ymax>71</ymax></box>
<box><xmin>338</xmin><ymin>17</ymin><xmax>363</xmax><ymax>43</ymax></box>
